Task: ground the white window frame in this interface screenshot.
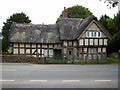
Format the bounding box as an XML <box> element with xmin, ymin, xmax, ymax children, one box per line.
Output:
<box><xmin>88</xmin><ymin>48</ymin><xmax>97</xmax><ymax>54</ymax></box>
<box><xmin>86</xmin><ymin>31</ymin><xmax>101</xmax><ymax>38</ymax></box>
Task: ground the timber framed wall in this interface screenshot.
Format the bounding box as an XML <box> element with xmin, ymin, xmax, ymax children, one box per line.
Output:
<box><xmin>13</xmin><ymin>43</ymin><xmax>63</xmax><ymax>57</ymax></box>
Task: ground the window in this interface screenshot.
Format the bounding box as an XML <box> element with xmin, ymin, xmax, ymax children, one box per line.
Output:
<box><xmin>44</xmin><ymin>49</ymin><xmax>48</xmax><ymax>56</ymax></box>
<box><xmin>79</xmin><ymin>39</ymin><xmax>83</xmax><ymax>45</ymax></box>
<box><xmin>20</xmin><ymin>49</ymin><xmax>24</xmax><ymax>54</ymax></box>
<box><xmin>88</xmin><ymin>48</ymin><xmax>97</xmax><ymax>54</ymax></box>
<box><xmin>83</xmin><ymin>48</ymin><xmax>87</xmax><ymax>53</ymax></box>
<box><xmin>86</xmin><ymin>31</ymin><xmax>101</xmax><ymax>38</ymax></box>
<box><xmin>104</xmin><ymin>39</ymin><xmax>108</xmax><ymax>45</ymax></box>
<box><xmin>49</xmin><ymin>49</ymin><xmax>53</xmax><ymax>56</ymax></box>
<box><xmin>103</xmin><ymin>48</ymin><xmax>106</xmax><ymax>53</ymax></box>
<box><xmin>14</xmin><ymin>49</ymin><xmax>18</xmax><ymax>54</ymax></box>
<box><xmin>26</xmin><ymin>49</ymin><xmax>30</xmax><ymax>54</ymax></box>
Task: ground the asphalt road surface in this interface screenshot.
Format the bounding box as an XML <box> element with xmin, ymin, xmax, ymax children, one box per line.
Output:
<box><xmin>0</xmin><ymin>63</ymin><xmax>118</xmax><ymax>88</ymax></box>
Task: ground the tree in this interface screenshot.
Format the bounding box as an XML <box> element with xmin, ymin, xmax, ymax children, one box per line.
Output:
<box><xmin>100</xmin><ymin>14</ymin><xmax>115</xmax><ymax>35</ymax></box>
<box><xmin>99</xmin><ymin>14</ymin><xmax>110</xmax><ymax>29</ymax></box>
<box><xmin>113</xmin><ymin>13</ymin><xmax>120</xmax><ymax>34</ymax></box>
<box><xmin>2</xmin><ymin>12</ymin><xmax>31</xmax><ymax>53</ymax></box>
<box><xmin>108</xmin><ymin>31</ymin><xmax>120</xmax><ymax>53</ymax></box>
<box><xmin>59</xmin><ymin>5</ymin><xmax>92</xmax><ymax>19</ymax></box>
<box><xmin>100</xmin><ymin>13</ymin><xmax>120</xmax><ymax>54</ymax></box>
<box><xmin>109</xmin><ymin>13</ymin><xmax>120</xmax><ymax>53</ymax></box>
<box><xmin>100</xmin><ymin>0</ymin><xmax>119</xmax><ymax>8</ymax></box>
<box><xmin>67</xmin><ymin>5</ymin><xmax>93</xmax><ymax>19</ymax></box>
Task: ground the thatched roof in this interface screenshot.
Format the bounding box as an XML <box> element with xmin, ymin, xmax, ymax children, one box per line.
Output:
<box><xmin>57</xmin><ymin>15</ymin><xmax>96</xmax><ymax>40</ymax></box>
<box><xmin>9</xmin><ymin>24</ymin><xmax>60</xmax><ymax>43</ymax></box>
<box><xmin>9</xmin><ymin>15</ymin><xmax>111</xmax><ymax>43</ymax></box>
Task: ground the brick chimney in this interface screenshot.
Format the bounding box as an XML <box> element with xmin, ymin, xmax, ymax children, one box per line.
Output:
<box><xmin>62</xmin><ymin>7</ymin><xmax>68</xmax><ymax>18</ymax></box>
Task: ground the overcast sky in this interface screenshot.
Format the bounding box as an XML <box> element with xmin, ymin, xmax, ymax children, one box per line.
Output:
<box><xmin>0</xmin><ymin>0</ymin><xmax>118</xmax><ymax>32</ymax></box>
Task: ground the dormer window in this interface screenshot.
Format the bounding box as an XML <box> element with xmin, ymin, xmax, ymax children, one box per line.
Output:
<box><xmin>86</xmin><ymin>31</ymin><xmax>101</xmax><ymax>38</ymax></box>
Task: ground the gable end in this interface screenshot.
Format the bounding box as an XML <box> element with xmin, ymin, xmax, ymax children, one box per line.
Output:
<box><xmin>77</xmin><ymin>20</ymin><xmax>112</xmax><ymax>40</ymax></box>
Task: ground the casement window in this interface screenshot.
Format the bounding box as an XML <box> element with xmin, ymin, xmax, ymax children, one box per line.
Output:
<box><xmin>13</xmin><ymin>49</ymin><xmax>18</xmax><ymax>54</ymax></box>
<box><xmin>103</xmin><ymin>48</ymin><xmax>106</xmax><ymax>53</ymax></box>
<box><xmin>86</xmin><ymin>31</ymin><xmax>101</xmax><ymax>38</ymax></box>
<box><xmin>13</xmin><ymin>43</ymin><xmax>18</xmax><ymax>47</ymax></box>
<box><xmin>63</xmin><ymin>41</ymin><xmax>67</xmax><ymax>46</ymax></box>
<box><xmin>83</xmin><ymin>48</ymin><xmax>87</xmax><ymax>53</ymax></box>
<box><xmin>44</xmin><ymin>49</ymin><xmax>48</xmax><ymax>56</ymax></box>
<box><xmin>20</xmin><ymin>49</ymin><xmax>24</xmax><ymax>54</ymax></box>
<box><xmin>79</xmin><ymin>39</ymin><xmax>83</xmax><ymax>45</ymax></box>
<box><xmin>26</xmin><ymin>49</ymin><xmax>30</xmax><ymax>54</ymax></box>
<box><xmin>49</xmin><ymin>49</ymin><xmax>53</xmax><ymax>56</ymax></box>
<box><xmin>88</xmin><ymin>48</ymin><xmax>97</xmax><ymax>54</ymax></box>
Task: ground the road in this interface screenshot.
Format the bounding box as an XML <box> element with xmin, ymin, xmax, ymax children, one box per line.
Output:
<box><xmin>0</xmin><ymin>63</ymin><xmax>118</xmax><ymax>88</ymax></box>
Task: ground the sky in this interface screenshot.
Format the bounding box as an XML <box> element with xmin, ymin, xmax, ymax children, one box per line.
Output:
<box><xmin>0</xmin><ymin>0</ymin><xmax>118</xmax><ymax>32</ymax></box>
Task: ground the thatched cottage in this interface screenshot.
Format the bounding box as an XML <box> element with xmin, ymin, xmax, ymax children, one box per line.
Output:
<box><xmin>9</xmin><ymin>8</ymin><xmax>112</xmax><ymax>62</ymax></box>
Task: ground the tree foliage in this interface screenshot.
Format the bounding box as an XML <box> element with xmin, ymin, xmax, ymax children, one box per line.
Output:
<box><xmin>108</xmin><ymin>31</ymin><xmax>120</xmax><ymax>53</ymax></box>
<box><xmin>67</xmin><ymin>5</ymin><xmax>93</xmax><ymax>18</ymax></box>
<box><xmin>100</xmin><ymin>14</ymin><xmax>115</xmax><ymax>35</ymax></box>
<box><xmin>2</xmin><ymin>12</ymin><xmax>31</xmax><ymax>52</ymax></box>
<box><xmin>100</xmin><ymin>0</ymin><xmax>119</xmax><ymax>8</ymax></box>
<box><xmin>100</xmin><ymin>13</ymin><xmax>120</xmax><ymax>54</ymax></box>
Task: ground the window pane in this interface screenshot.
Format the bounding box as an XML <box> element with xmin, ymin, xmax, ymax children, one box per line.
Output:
<box><xmin>44</xmin><ymin>49</ymin><xmax>48</xmax><ymax>56</ymax></box>
<box><xmin>94</xmin><ymin>32</ymin><xmax>96</xmax><ymax>37</ymax></box>
<box><xmin>92</xmin><ymin>32</ymin><xmax>93</xmax><ymax>37</ymax></box>
<box><xmin>93</xmin><ymin>32</ymin><xmax>95</xmax><ymax>37</ymax></box>
<box><xmin>90</xmin><ymin>39</ymin><xmax>93</xmax><ymax>45</ymax></box>
<box><xmin>93</xmin><ymin>48</ymin><xmax>97</xmax><ymax>53</ymax></box>
<box><xmin>98</xmin><ymin>48</ymin><xmax>101</xmax><ymax>53</ymax></box>
<box><xmin>96</xmin><ymin>32</ymin><xmax>98</xmax><ymax>37</ymax></box>
<box><xmin>84</xmin><ymin>48</ymin><xmax>87</xmax><ymax>53</ymax></box>
<box><xmin>87</xmin><ymin>32</ymin><xmax>89</xmax><ymax>37</ymax></box>
<box><xmin>88</xmin><ymin>48</ymin><xmax>97</xmax><ymax>54</ymax></box>
<box><xmin>79</xmin><ymin>39</ymin><xmax>83</xmax><ymax>45</ymax></box>
<box><xmin>20</xmin><ymin>49</ymin><xmax>24</xmax><ymax>54</ymax></box>
<box><xmin>87</xmin><ymin>31</ymin><xmax>101</xmax><ymax>38</ymax></box>
<box><xmin>103</xmin><ymin>48</ymin><xmax>106</xmax><ymax>52</ymax></box>
<box><xmin>98</xmin><ymin>32</ymin><xmax>101</xmax><ymax>37</ymax></box>
<box><xmin>14</xmin><ymin>49</ymin><xmax>18</xmax><ymax>54</ymax></box>
<box><xmin>88</xmin><ymin>48</ymin><xmax>92</xmax><ymax>53</ymax></box>
<box><xmin>89</xmin><ymin>32</ymin><xmax>92</xmax><ymax>37</ymax></box>
<box><xmin>49</xmin><ymin>49</ymin><xmax>53</xmax><ymax>56</ymax></box>
<box><xmin>26</xmin><ymin>49</ymin><xmax>30</xmax><ymax>54</ymax></box>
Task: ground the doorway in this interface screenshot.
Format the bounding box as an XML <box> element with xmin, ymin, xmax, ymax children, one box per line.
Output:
<box><xmin>67</xmin><ymin>48</ymin><xmax>73</xmax><ymax>60</ymax></box>
<box><xmin>54</xmin><ymin>49</ymin><xmax>62</xmax><ymax>57</ymax></box>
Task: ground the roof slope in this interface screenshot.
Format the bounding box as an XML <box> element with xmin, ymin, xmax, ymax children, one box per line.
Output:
<box><xmin>57</xmin><ymin>15</ymin><xmax>96</xmax><ymax>40</ymax></box>
<box><xmin>9</xmin><ymin>15</ymin><xmax>111</xmax><ymax>43</ymax></box>
<box><xmin>9</xmin><ymin>24</ymin><xmax>61</xmax><ymax>43</ymax></box>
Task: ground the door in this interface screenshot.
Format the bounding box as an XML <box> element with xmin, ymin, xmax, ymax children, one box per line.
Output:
<box><xmin>67</xmin><ymin>48</ymin><xmax>73</xmax><ymax>60</ymax></box>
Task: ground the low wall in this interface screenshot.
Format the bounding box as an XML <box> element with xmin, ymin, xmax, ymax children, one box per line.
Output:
<box><xmin>2</xmin><ymin>55</ymin><xmax>45</xmax><ymax>63</ymax></box>
<box><xmin>1</xmin><ymin>55</ymin><xmax>110</xmax><ymax>64</ymax></box>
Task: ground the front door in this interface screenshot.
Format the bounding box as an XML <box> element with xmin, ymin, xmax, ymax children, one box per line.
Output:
<box><xmin>67</xmin><ymin>48</ymin><xmax>73</xmax><ymax>60</ymax></box>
